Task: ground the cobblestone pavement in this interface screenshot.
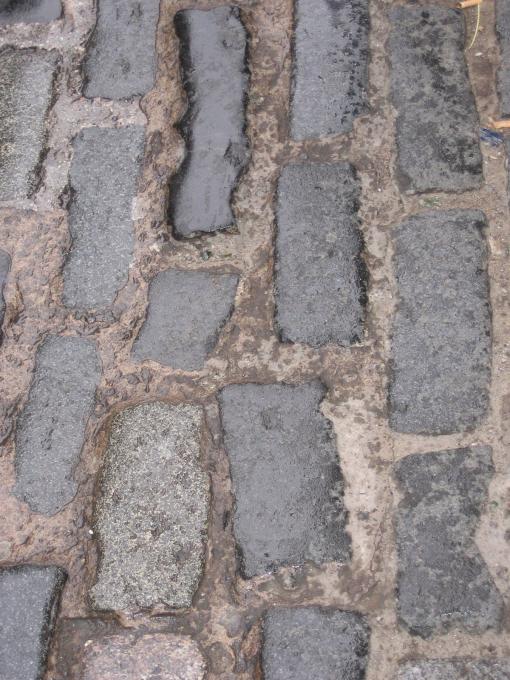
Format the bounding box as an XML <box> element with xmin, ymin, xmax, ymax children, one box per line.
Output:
<box><xmin>0</xmin><ymin>0</ymin><xmax>509</xmax><ymax>678</ymax></box>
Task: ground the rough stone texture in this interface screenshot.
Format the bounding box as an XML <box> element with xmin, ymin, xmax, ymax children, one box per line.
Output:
<box><xmin>497</xmin><ymin>0</ymin><xmax>510</xmax><ymax>116</ymax></box>
<box><xmin>0</xmin><ymin>0</ymin><xmax>61</xmax><ymax>23</ymax></box>
<box><xmin>91</xmin><ymin>402</ymin><xmax>209</xmax><ymax>611</ymax></box>
<box><xmin>389</xmin><ymin>7</ymin><xmax>482</xmax><ymax>192</ymax></box>
<box><xmin>395</xmin><ymin>446</ymin><xmax>503</xmax><ymax>638</ymax></box>
<box><xmin>290</xmin><ymin>0</ymin><xmax>369</xmax><ymax>139</ymax></box>
<box><xmin>275</xmin><ymin>162</ymin><xmax>365</xmax><ymax>346</ymax></box>
<box><xmin>0</xmin><ymin>565</ymin><xmax>66</xmax><ymax>680</ymax></box>
<box><xmin>389</xmin><ymin>210</ymin><xmax>490</xmax><ymax>435</ymax></box>
<box><xmin>14</xmin><ymin>336</ymin><xmax>100</xmax><ymax>515</ymax></box>
<box><xmin>132</xmin><ymin>269</ymin><xmax>238</xmax><ymax>371</ymax></box>
<box><xmin>219</xmin><ymin>382</ymin><xmax>350</xmax><ymax>577</ymax></box>
<box><xmin>0</xmin><ymin>48</ymin><xmax>58</xmax><ymax>201</ymax></box>
<box><xmin>398</xmin><ymin>659</ymin><xmax>510</xmax><ymax>679</ymax></box>
<box><xmin>169</xmin><ymin>7</ymin><xmax>249</xmax><ymax>237</ymax></box>
<box><xmin>0</xmin><ymin>248</ymin><xmax>10</xmax><ymax>335</ymax></box>
<box><xmin>262</xmin><ymin>607</ymin><xmax>370</xmax><ymax>680</ymax></box>
<box><xmin>62</xmin><ymin>126</ymin><xmax>145</xmax><ymax>310</ymax></box>
<box><xmin>83</xmin><ymin>0</ymin><xmax>160</xmax><ymax>99</ymax></box>
<box><xmin>81</xmin><ymin>633</ymin><xmax>206</xmax><ymax>680</ymax></box>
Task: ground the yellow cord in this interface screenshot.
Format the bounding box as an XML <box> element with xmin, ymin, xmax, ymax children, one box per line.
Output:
<box><xmin>467</xmin><ymin>1</ymin><xmax>481</xmax><ymax>50</ymax></box>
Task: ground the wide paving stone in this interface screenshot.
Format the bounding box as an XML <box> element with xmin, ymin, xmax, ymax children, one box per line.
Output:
<box><xmin>398</xmin><ymin>659</ymin><xmax>510</xmax><ymax>679</ymax></box>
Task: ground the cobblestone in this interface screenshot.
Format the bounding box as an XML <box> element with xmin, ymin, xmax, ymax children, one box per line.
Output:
<box><xmin>0</xmin><ymin>0</ymin><xmax>61</xmax><ymax>24</ymax></box>
<box><xmin>497</xmin><ymin>0</ymin><xmax>510</xmax><ymax>115</ymax></box>
<box><xmin>169</xmin><ymin>7</ymin><xmax>249</xmax><ymax>237</ymax></box>
<box><xmin>62</xmin><ymin>126</ymin><xmax>145</xmax><ymax>311</ymax></box>
<box><xmin>389</xmin><ymin>210</ymin><xmax>490</xmax><ymax>434</ymax></box>
<box><xmin>275</xmin><ymin>162</ymin><xmax>365</xmax><ymax>346</ymax></box>
<box><xmin>219</xmin><ymin>382</ymin><xmax>349</xmax><ymax>577</ymax></box>
<box><xmin>0</xmin><ymin>248</ymin><xmax>10</xmax><ymax>337</ymax></box>
<box><xmin>0</xmin><ymin>48</ymin><xmax>58</xmax><ymax>201</ymax></box>
<box><xmin>83</xmin><ymin>0</ymin><xmax>160</xmax><ymax>100</ymax></box>
<box><xmin>0</xmin><ymin>565</ymin><xmax>66</xmax><ymax>680</ymax></box>
<box><xmin>395</xmin><ymin>446</ymin><xmax>503</xmax><ymax>638</ymax></box>
<box><xmin>14</xmin><ymin>336</ymin><xmax>100</xmax><ymax>515</ymax></box>
<box><xmin>389</xmin><ymin>7</ymin><xmax>482</xmax><ymax>192</ymax></box>
<box><xmin>132</xmin><ymin>269</ymin><xmax>238</xmax><ymax>371</ymax></box>
<box><xmin>262</xmin><ymin>607</ymin><xmax>370</xmax><ymax>680</ymax></box>
<box><xmin>91</xmin><ymin>402</ymin><xmax>208</xmax><ymax>612</ymax></box>
<box><xmin>398</xmin><ymin>659</ymin><xmax>510</xmax><ymax>679</ymax></box>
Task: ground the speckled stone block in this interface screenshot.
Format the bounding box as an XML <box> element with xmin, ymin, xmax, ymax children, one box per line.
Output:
<box><xmin>398</xmin><ymin>658</ymin><xmax>510</xmax><ymax>679</ymax></box>
<box><xmin>497</xmin><ymin>0</ymin><xmax>510</xmax><ymax>116</ymax></box>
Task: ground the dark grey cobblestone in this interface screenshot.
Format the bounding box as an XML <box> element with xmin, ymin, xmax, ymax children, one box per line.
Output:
<box><xmin>398</xmin><ymin>658</ymin><xmax>510</xmax><ymax>679</ymax></box>
<box><xmin>395</xmin><ymin>446</ymin><xmax>503</xmax><ymax>638</ymax></box>
<box><xmin>290</xmin><ymin>0</ymin><xmax>369</xmax><ymax>139</ymax></box>
<box><xmin>14</xmin><ymin>335</ymin><xmax>100</xmax><ymax>515</ymax></box>
<box><xmin>389</xmin><ymin>7</ymin><xmax>482</xmax><ymax>192</ymax></box>
<box><xmin>0</xmin><ymin>565</ymin><xmax>66</xmax><ymax>680</ymax></box>
<box><xmin>219</xmin><ymin>382</ymin><xmax>349</xmax><ymax>577</ymax></box>
<box><xmin>389</xmin><ymin>210</ymin><xmax>490</xmax><ymax>435</ymax></box>
<box><xmin>0</xmin><ymin>48</ymin><xmax>58</xmax><ymax>201</ymax></box>
<box><xmin>62</xmin><ymin>126</ymin><xmax>145</xmax><ymax>311</ymax></box>
<box><xmin>275</xmin><ymin>162</ymin><xmax>365</xmax><ymax>346</ymax></box>
<box><xmin>0</xmin><ymin>248</ymin><xmax>10</xmax><ymax>337</ymax></box>
<box><xmin>170</xmin><ymin>7</ymin><xmax>249</xmax><ymax>237</ymax></box>
<box><xmin>0</xmin><ymin>0</ymin><xmax>61</xmax><ymax>24</ymax></box>
<box><xmin>132</xmin><ymin>269</ymin><xmax>238</xmax><ymax>371</ymax></box>
<box><xmin>497</xmin><ymin>0</ymin><xmax>510</xmax><ymax>116</ymax></box>
<box><xmin>83</xmin><ymin>0</ymin><xmax>160</xmax><ymax>100</ymax></box>
<box><xmin>262</xmin><ymin>607</ymin><xmax>370</xmax><ymax>680</ymax></box>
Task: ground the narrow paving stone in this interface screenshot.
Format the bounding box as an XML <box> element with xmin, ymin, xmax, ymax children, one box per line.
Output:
<box><xmin>62</xmin><ymin>126</ymin><xmax>145</xmax><ymax>311</ymax></box>
<box><xmin>0</xmin><ymin>249</ymin><xmax>10</xmax><ymax>336</ymax></box>
<box><xmin>81</xmin><ymin>633</ymin><xmax>206</xmax><ymax>680</ymax></box>
<box><xmin>290</xmin><ymin>0</ymin><xmax>369</xmax><ymax>139</ymax></box>
<box><xmin>132</xmin><ymin>269</ymin><xmax>238</xmax><ymax>371</ymax></box>
<box><xmin>169</xmin><ymin>7</ymin><xmax>249</xmax><ymax>237</ymax></box>
<box><xmin>262</xmin><ymin>608</ymin><xmax>370</xmax><ymax>680</ymax></box>
<box><xmin>389</xmin><ymin>210</ymin><xmax>490</xmax><ymax>435</ymax></box>
<box><xmin>83</xmin><ymin>0</ymin><xmax>160</xmax><ymax>99</ymax></box>
<box><xmin>389</xmin><ymin>7</ymin><xmax>482</xmax><ymax>192</ymax></box>
<box><xmin>497</xmin><ymin>0</ymin><xmax>510</xmax><ymax>116</ymax></box>
<box><xmin>275</xmin><ymin>162</ymin><xmax>365</xmax><ymax>346</ymax></box>
<box><xmin>219</xmin><ymin>382</ymin><xmax>349</xmax><ymax>577</ymax></box>
<box><xmin>14</xmin><ymin>336</ymin><xmax>100</xmax><ymax>515</ymax></box>
<box><xmin>0</xmin><ymin>565</ymin><xmax>66</xmax><ymax>680</ymax></box>
<box><xmin>0</xmin><ymin>0</ymin><xmax>61</xmax><ymax>23</ymax></box>
<box><xmin>0</xmin><ymin>48</ymin><xmax>58</xmax><ymax>201</ymax></box>
<box><xmin>398</xmin><ymin>658</ymin><xmax>510</xmax><ymax>679</ymax></box>
<box><xmin>395</xmin><ymin>446</ymin><xmax>503</xmax><ymax>638</ymax></box>
<box><xmin>91</xmin><ymin>402</ymin><xmax>209</xmax><ymax>611</ymax></box>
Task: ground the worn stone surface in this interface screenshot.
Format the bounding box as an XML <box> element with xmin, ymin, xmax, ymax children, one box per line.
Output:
<box><xmin>290</xmin><ymin>0</ymin><xmax>369</xmax><ymax>139</ymax></box>
<box><xmin>91</xmin><ymin>402</ymin><xmax>209</xmax><ymax>611</ymax></box>
<box><xmin>389</xmin><ymin>7</ymin><xmax>482</xmax><ymax>192</ymax></box>
<box><xmin>398</xmin><ymin>659</ymin><xmax>510</xmax><ymax>679</ymax></box>
<box><xmin>275</xmin><ymin>162</ymin><xmax>365</xmax><ymax>346</ymax></box>
<box><xmin>0</xmin><ymin>565</ymin><xmax>66</xmax><ymax>680</ymax></box>
<box><xmin>83</xmin><ymin>0</ymin><xmax>160</xmax><ymax>99</ymax></box>
<box><xmin>389</xmin><ymin>210</ymin><xmax>490</xmax><ymax>435</ymax></box>
<box><xmin>0</xmin><ymin>248</ymin><xmax>10</xmax><ymax>335</ymax></box>
<box><xmin>62</xmin><ymin>126</ymin><xmax>145</xmax><ymax>310</ymax></box>
<box><xmin>395</xmin><ymin>446</ymin><xmax>503</xmax><ymax>638</ymax></box>
<box><xmin>0</xmin><ymin>0</ymin><xmax>61</xmax><ymax>24</ymax></box>
<box><xmin>497</xmin><ymin>0</ymin><xmax>510</xmax><ymax>116</ymax></box>
<box><xmin>262</xmin><ymin>607</ymin><xmax>370</xmax><ymax>680</ymax></box>
<box><xmin>0</xmin><ymin>48</ymin><xmax>58</xmax><ymax>201</ymax></box>
<box><xmin>169</xmin><ymin>7</ymin><xmax>249</xmax><ymax>237</ymax></box>
<box><xmin>219</xmin><ymin>382</ymin><xmax>349</xmax><ymax>577</ymax></box>
<box><xmin>14</xmin><ymin>336</ymin><xmax>100</xmax><ymax>515</ymax></box>
<box><xmin>132</xmin><ymin>269</ymin><xmax>238</xmax><ymax>371</ymax></box>
<box><xmin>81</xmin><ymin>633</ymin><xmax>206</xmax><ymax>680</ymax></box>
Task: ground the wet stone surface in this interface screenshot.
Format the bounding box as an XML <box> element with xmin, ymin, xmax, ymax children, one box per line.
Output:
<box><xmin>0</xmin><ymin>0</ymin><xmax>61</xmax><ymax>23</ymax></box>
<box><xmin>83</xmin><ymin>0</ymin><xmax>160</xmax><ymax>99</ymax></box>
<box><xmin>275</xmin><ymin>162</ymin><xmax>365</xmax><ymax>346</ymax></box>
<box><xmin>91</xmin><ymin>402</ymin><xmax>209</xmax><ymax>612</ymax></box>
<box><xmin>395</xmin><ymin>446</ymin><xmax>503</xmax><ymax>638</ymax></box>
<box><xmin>291</xmin><ymin>0</ymin><xmax>369</xmax><ymax>139</ymax></box>
<box><xmin>219</xmin><ymin>382</ymin><xmax>350</xmax><ymax>577</ymax></box>
<box><xmin>497</xmin><ymin>0</ymin><xmax>510</xmax><ymax>116</ymax></box>
<box><xmin>389</xmin><ymin>7</ymin><xmax>482</xmax><ymax>192</ymax></box>
<box><xmin>62</xmin><ymin>126</ymin><xmax>145</xmax><ymax>311</ymax></box>
<box><xmin>0</xmin><ymin>248</ymin><xmax>10</xmax><ymax>336</ymax></box>
<box><xmin>132</xmin><ymin>269</ymin><xmax>238</xmax><ymax>371</ymax></box>
<box><xmin>0</xmin><ymin>565</ymin><xmax>66</xmax><ymax>680</ymax></box>
<box><xmin>262</xmin><ymin>607</ymin><xmax>370</xmax><ymax>680</ymax></box>
<box><xmin>398</xmin><ymin>659</ymin><xmax>510</xmax><ymax>679</ymax></box>
<box><xmin>14</xmin><ymin>336</ymin><xmax>100</xmax><ymax>515</ymax></box>
<box><xmin>80</xmin><ymin>633</ymin><xmax>206</xmax><ymax>680</ymax></box>
<box><xmin>0</xmin><ymin>48</ymin><xmax>58</xmax><ymax>201</ymax></box>
<box><xmin>169</xmin><ymin>7</ymin><xmax>249</xmax><ymax>237</ymax></box>
<box><xmin>389</xmin><ymin>210</ymin><xmax>490</xmax><ymax>435</ymax></box>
